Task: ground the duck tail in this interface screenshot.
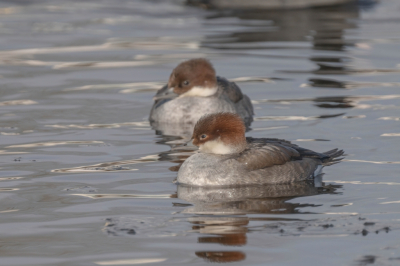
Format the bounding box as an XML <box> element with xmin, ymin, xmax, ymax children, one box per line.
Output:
<box><xmin>321</xmin><ymin>148</ymin><xmax>345</xmax><ymax>166</ymax></box>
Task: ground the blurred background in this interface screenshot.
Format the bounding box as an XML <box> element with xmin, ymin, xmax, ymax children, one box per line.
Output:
<box><xmin>1</xmin><ymin>0</ymin><xmax>400</xmax><ymax>265</ymax></box>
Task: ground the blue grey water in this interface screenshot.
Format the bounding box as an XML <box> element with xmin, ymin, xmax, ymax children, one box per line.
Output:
<box><xmin>0</xmin><ymin>0</ymin><xmax>399</xmax><ymax>265</ymax></box>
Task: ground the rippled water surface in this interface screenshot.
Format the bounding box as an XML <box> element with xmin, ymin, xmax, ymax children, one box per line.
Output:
<box><xmin>1</xmin><ymin>0</ymin><xmax>400</xmax><ymax>265</ymax></box>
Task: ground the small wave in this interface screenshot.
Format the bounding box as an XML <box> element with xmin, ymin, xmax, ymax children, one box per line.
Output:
<box><xmin>52</xmin><ymin>155</ymin><xmax>158</xmax><ymax>173</ymax></box>
<box><xmin>255</xmin><ymin>113</ymin><xmax>344</xmax><ymax>121</ymax></box>
<box><xmin>66</xmin><ymin>82</ymin><xmax>164</xmax><ymax>92</ymax></box>
<box><xmin>46</xmin><ymin>121</ymin><xmax>149</xmax><ymax>129</ymax></box>
<box><xmin>0</xmin><ymin>188</ymin><xmax>19</xmax><ymax>191</ymax></box>
<box><xmin>0</xmin><ymin>100</ymin><xmax>37</xmax><ymax>106</ymax></box>
<box><xmin>343</xmin><ymin>159</ymin><xmax>400</xmax><ymax>164</ymax></box>
<box><xmin>73</xmin><ymin>194</ymin><xmax>171</xmax><ymax>199</ymax></box>
<box><xmin>7</xmin><ymin>141</ymin><xmax>104</xmax><ymax>148</ymax></box>
<box><xmin>381</xmin><ymin>133</ymin><xmax>400</xmax><ymax>137</ymax></box>
<box><xmin>329</xmin><ymin>180</ymin><xmax>400</xmax><ymax>185</ymax></box>
<box><xmin>306</xmin><ymin>78</ymin><xmax>400</xmax><ymax>89</ymax></box>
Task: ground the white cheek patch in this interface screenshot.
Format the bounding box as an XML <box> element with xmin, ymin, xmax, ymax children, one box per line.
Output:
<box><xmin>180</xmin><ymin>86</ymin><xmax>218</xmax><ymax>97</ymax></box>
<box><xmin>199</xmin><ymin>139</ymin><xmax>235</xmax><ymax>154</ymax></box>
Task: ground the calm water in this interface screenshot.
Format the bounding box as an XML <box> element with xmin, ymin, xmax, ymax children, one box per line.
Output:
<box><xmin>1</xmin><ymin>0</ymin><xmax>400</xmax><ymax>265</ymax></box>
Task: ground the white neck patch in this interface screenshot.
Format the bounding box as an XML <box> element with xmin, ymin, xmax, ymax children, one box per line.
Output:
<box><xmin>199</xmin><ymin>139</ymin><xmax>236</xmax><ymax>154</ymax></box>
<box><xmin>180</xmin><ymin>86</ymin><xmax>218</xmax><ymax>98</ymax></box>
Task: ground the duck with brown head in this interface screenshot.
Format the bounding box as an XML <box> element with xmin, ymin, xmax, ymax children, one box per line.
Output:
<box><xmin>149</xmin><ymin>59</ymin><xmax>253</xmax><ymax>137</ymax></box>
<box><xmin>192</xmin><ymin>112</ymin><xmax>247</xmax><ymax>154</ymax></box>
<box><xmin>167</xmin><ymin>58</ymin><xmax>218</xmax><ymax>97</ymax></box>
<box><xmin>177</xmin><ymin>112</ymin><xmax>344</xmax><ymax>187</ymax></box>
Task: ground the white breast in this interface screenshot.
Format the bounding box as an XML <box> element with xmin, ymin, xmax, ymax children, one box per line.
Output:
<box><xmin>180</xmin><ymin>86</ymin><xmax>218</xmax><ymax>97</ymax></box>
<box><xmin>199</xmin><ymin>139</ymin><xmax>236</xmax><ymax>154</ymax></box>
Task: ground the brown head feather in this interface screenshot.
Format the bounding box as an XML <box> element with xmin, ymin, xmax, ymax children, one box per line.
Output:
<box><xmin>168</xmin><ymin>58</ymin><xmax>217</xmax><ymax>95</ymax></box>
<box><xmin>192</xmin><ymin>112</ymin><xmax>247</xmax><ymax>153</ymax></box>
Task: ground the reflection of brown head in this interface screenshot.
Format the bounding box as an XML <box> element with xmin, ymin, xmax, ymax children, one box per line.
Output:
<box><xmin>168</xmin><ymin>58</ymin><xmax>217</xmax><ymax>95</ymax></box>
<box><xmin>195</xmin><ymin>251</ymin><xmax>246</xmax><ymax>263</ymax></box>
<box><xmin>198</xmin><ymin>234</ymin><xmax>247</xmax><ymax>246</ymax></box>
<box><xmin>192</xmin><ymin>112</ymin><xmax>247</xmax><ymax>153</ymax></box>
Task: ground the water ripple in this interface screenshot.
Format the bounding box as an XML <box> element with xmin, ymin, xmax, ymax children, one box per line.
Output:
<box><xmin>52</xmin><ymin>155</ymin><xmax>158</xmax><ymax>173</ymax></box>
<box><xmin>381</xmin><ymin>133</ymin><xmax>400</xmax><ymax>137</ymax></box>
<box><xmin>45</xmin><ymin>121</ymin><xmax>149</xmax><ymax>129</ymax></box>
<box><xmin>379</xmin><ymin>117</ymin><xmax>400</xmax><ymax>121</ymax></box>
<box><xmin>306</xmin><ymin>79</ymin><xmax>400</xmax><ymax>89</ymax></box>
<box><xmin>344</xmin><ymin>159</ymin><xmax>400</xmax><ymax>164</ymax></box>
<box><xmin>94</xmin><ymin>258</ymin><xmax>167</xmax><ymax>265</ymax></box>
<box><xmin>255</xmin><ymin>113</ymin><xmax>344</xmax><ymax>121</ymax></box>
<box><xmin>330</xmin><ymin>180</ymin><xmax>400</xmax><ymax>186</ymax></box>
<box><xmin>0</xmin><ymin>100</ymin><xmax>37</xmax><ymax>106</ymax></box>
<box><xmin>7</xmin><ymin>141</ymin><xmax>104</xmax><ymax>148</ymax></box>
<box><xmin>0</xmin><ymin>188</ymin><xmax>19</xmax><ymax>191</ymax></box>
<box><xmin>66</xmin><ymin>82</ymin><xmax>164</xmax><ymax>93</ymax></box>
<box><xmin>73</xmin><ymin>194</ymin><xmax>171</xmax><ymax>199</ymax></box>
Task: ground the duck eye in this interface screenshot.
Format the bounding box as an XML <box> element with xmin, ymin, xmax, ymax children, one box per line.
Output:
<box><xmin>200</xmin><ymin>134</ymin><xmax>207</xmax><ymax>139</ymax></box>
<box><xmin>183</xmin><ymin>80</ymin><xmax>189</xmax><ymax>86</ymax></box>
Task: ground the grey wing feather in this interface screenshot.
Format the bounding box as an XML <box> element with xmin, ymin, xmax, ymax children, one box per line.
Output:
<box><xmin>235</xmin><ymin>138</ymin><xmax>301</xmax><ymax>170</ymax></box>
<box><xmin>235</xmin><ymin>137</ymin><xmax>344</xmax><ymax>170</ymax></box>
<box><xmin>217</xmin><ymin>76</ymin><xmax>243</xmax><ymax>103</ymax></box>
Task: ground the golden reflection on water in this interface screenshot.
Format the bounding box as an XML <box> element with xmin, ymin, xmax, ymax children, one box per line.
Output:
<box><xmin>0</xmin><ymin>177</ymin><xmax>23</xmax><ymax>181</ymax></box>
<box><xmin>381</xmin><ymin>133</ymin><xmax>400</xmax><ymax>137</ymax></box>
<box><xmin>380</xmin><ymin>201</ymin><xmax>400</xmax><ymax>204</ymax></box>
<box><xmin>0</xmin><ymin>132</ymin><xmax>19</xmax><ymax>135</ymax></box>
<box><xmin>0</xmin><ymin>58</ymin><xmax>164</xmax><ymax>69</ymax></box>
<box><xmin>53</xmin><ymin>60</ymin><xmax>161</xmax><ymax>69</ymax></box>
<box><xmin>0</xmin><ymin>188</ymin><xmax>19</xmax><ymax>191</ymax></box>
<box><xmin>0</xmin><ymin>7</ymin><xmax>18</xmax><ymax>15</ymax></box>
<box><xmin>7</xmin><ymin>140</ymin><xmax>104</xmax><ymax>148</ymax></box>
<box><xmin>0</xmin><ymin>150</ymin><xmax>28</xmax><ymax>155</ymax></box>
<box><xmin>0</xmin><ymin>100</ymin><xmax>37</xmax><ymax>106</ymax></box>
<box><xmin>229</xmin><ymin>77</ymin><xmax>275</xmax><ymax>83</ymax></box>
<box><xmin>46</xmin><ymin>121</ymin><xmax>150</xmax><ymax>129</ymax></box>
<box><xmin>0</xmin><ymin>209</ymin><xmax>19</xmax><ymax>213</ymax></box>
<box><xmin>379</xmin><ymin>117</ymin><xmax>400</xmax><ymax>121</ymax></box>
<box><xmin>66</xmin><ymin>82</ymin><xmax>165</xmax><ymax>93</ymax></box>
<box><xmin>94</xmin><ymin>258</ymin><xmax>166</xmax><ymax>265</ymax></box>
<box><xmin>0</xmin><ymin>38</ymin><xmax>199</xmax><ymax>57</ymax></box>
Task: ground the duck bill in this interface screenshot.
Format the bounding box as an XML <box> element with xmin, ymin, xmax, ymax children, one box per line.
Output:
<box><xmin>183</xmin><ymin>138</ymin><xmax>195</xmax><ymax>147</ymax></box>
<box><xmin>153</xmin><ymin>87</ymin><xmax>179</xmax><ymax>101</ymax></box>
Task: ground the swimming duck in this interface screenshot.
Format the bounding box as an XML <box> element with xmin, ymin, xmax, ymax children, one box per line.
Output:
<box><xmin>149</xmin><ymin>59</ymin><xmax>254</xmax><ymax>133</ymax></box>
<box><xmin>177</xmin><ymin>112</ymin><xmax>344</xmax><ymax>186</ymax></box>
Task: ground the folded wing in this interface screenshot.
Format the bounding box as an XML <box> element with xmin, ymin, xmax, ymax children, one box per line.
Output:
<box><xmin>236</xmin><ymin>137</ymin><xmax>342</xmax><ymax>171</ymax></box>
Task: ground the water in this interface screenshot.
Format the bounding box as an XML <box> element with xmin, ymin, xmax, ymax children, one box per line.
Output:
<box><xmin>0</xmin><ymin>0</ymin><xmax>400</xmax><ymax>265</ymax></box>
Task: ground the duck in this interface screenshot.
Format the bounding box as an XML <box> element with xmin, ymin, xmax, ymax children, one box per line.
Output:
<box><xmin>149</xmin><ymin>59</ymin><xmax>254</xmax><ymax>135</ymax></box>
<box><xmin>177</xmin><ymin>112</ymin><xmax>344</xmax><ymax>186</ymax></box>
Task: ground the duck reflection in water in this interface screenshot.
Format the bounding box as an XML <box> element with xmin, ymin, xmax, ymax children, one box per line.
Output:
<box><xmin>172</xmin><ymin>112</ymin><xmax>343</xmax><ymax>263</ymax></box>
<box><xmin>176</xmin><ymin>179</ymin><xmax>341</xmax><ymax>263</ymax></box>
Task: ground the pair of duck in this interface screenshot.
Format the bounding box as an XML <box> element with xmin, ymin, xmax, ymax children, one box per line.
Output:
<box><xmin>149</xmin><ymin>58</ymin><xmax>344</xmax><ymax>187</ymax></box>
